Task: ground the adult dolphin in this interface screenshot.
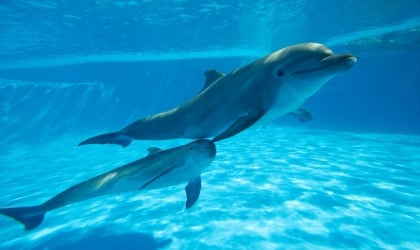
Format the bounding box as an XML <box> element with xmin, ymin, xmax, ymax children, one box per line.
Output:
<box><xmin>79</xmin><ymin>43</ymin><xmax>357</xmax><ymax>147</ymax></box>
<box><xmin>0</xmin><ymin>139</ymin><xmax>216</xmax><ymax>230</ymax></box>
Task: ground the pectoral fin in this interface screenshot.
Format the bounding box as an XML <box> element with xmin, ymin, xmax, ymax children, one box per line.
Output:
<box><xmin>289</xmin><ymin>107</ymin><xmax>313</xmax><ymax>123</ymax></box>
<box><xmin>185</xmin><ymin>176</ymin><xmax>201</xmax><ymax>209</ymax></box>
<box><xmin>212</xmin><ymin>108</ymin><xmax>265</xmax><ymax>142</ymax></box>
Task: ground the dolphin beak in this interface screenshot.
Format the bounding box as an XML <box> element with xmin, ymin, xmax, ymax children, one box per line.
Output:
<box><xmin>291</xmin><ymin>53</ymin><xmax>357</xmax><ymax>76</ymax></box>
<box><xmin>321</xmin><ymin>53</ymin><xmax>357</xmax><ymax>70</ymax></box>
<box><xmin>206</xmin><ymin>143</ymin><xmax>217</xmax><ymax>158</ymax></box>
<box><xmin>191</xmin><ymin>139</ymin><xmax>217</xmax><ymax>158</ymax></box>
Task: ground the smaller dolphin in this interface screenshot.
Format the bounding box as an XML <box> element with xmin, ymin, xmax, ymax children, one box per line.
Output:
<box><xmin>0</xmin><ymin>139</ymin><xmax>216</xmax><ymax>231</ymax></box>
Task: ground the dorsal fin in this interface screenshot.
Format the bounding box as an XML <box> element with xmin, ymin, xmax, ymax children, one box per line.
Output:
<box><xmin>203</xmin><ymin>69</ymin><xmax>225</xmax><ymax>90</ymax></box>
<box><xmin>147</xmin><ymin>147</ymin><xmax>162</xmax><ymax>155</ymax></box>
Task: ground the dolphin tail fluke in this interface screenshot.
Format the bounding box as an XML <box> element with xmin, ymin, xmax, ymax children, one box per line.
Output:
<box><xmin>78</xmin><ymin>132</ymin><xmax>132</xmax><ymax>147</ymax></box>
<box><xmin>0</xmin><ymin>206</ymin><xmax>45</xmax><ymax>230</ymax></box>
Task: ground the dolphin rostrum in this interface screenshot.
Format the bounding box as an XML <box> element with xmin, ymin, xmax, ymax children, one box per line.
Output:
<box><xmin>79</xmin><ymin>43</ymin><xmax>357</xmax><ymax>147</ymax></box>
<box><xmin>0</xmin><ymin>139</ymin><xmax>216</xmax><ymax>230</ymax></box>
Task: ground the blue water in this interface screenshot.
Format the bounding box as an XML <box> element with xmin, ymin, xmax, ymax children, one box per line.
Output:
<box><xmin>0</xmin><ymin>1</ymin><xmax>419</xmax><ymax>249</ymax></box>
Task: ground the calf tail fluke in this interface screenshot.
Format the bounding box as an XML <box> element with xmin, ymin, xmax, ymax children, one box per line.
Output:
<box><xmin>0</xmin><ymin>206</ymin><xmax>45</xmax><ymax>230</ymax></box>
<box><xmin>78</xmin><ymin>132</ymin><xmax>132</xmax><ymax>147</ymax></box>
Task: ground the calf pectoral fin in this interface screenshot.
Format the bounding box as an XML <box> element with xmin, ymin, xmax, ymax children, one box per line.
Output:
<box><xmin>289</xmin><ymin>107</ymin><xmax>313</xmax><ymax>123</ymax></box>
<box><xmin>185</xmin><ymin>176</ymin><xmax>201</xmax><ymax>209</ymax></box>
<box><xmin>212</xmin><ymin>108</ymin><xmax>265</xmax><ymax>142</ymax></box>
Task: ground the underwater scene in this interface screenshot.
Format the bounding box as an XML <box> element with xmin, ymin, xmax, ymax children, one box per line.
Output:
<box><xmin>0</xmin><ymin>0</ymin><xmax>419</xmax><ymax>249</ymax></box>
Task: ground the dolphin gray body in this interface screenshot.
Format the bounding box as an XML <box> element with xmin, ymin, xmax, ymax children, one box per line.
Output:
<box><xmin>79</xmin><ymin>42</ymin><xmax>357</xmax><ymax>147</ymax></box>
<box><xmin>0</xmin><ymin>139</ymin><xmax>216</xmax><ymax>230</ymax></box>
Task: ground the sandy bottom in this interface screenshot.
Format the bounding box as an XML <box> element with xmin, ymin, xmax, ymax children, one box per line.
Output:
<box><xmin>0</xmin><ymin>127</ymin><xmax>419</xmax><ymax>249</ymax></box>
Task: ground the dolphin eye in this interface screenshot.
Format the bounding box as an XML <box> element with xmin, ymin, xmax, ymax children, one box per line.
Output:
<box><xmin>276</xmin><ymin>69</ymin><xmax>284</xmax><ymax>77</ymax></box>
<box><xmin>189</xmin><ymin>146</ymin><xmax>193</xmax><ymax>150</ymax></box>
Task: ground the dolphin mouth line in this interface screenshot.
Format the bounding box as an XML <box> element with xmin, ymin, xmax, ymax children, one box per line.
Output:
<box><xmin>292</xmin><ymin>66</ymin><xmax>326</xmax><ymax>75</ymax></box>
<box><xmin>292</xmin><ymin>54</ymin><xmax>356</xmax><ymax>75</ymax></box>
